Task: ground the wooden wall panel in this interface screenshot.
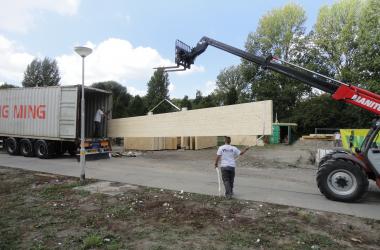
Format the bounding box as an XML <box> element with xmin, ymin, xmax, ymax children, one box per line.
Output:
<box><xmin>109</xmin><ymin>101</ymin><xmax>272</xmax><ymax>137</ymax></box>
<box><xmin>195</xmin><ymin>136</ymin><xmax>217</xmax><ymax>150</ymax></box>
<box><xmin>230</xmin><ymin>135</ymin><xmax>258</xmax><ymax>146</ymax></box>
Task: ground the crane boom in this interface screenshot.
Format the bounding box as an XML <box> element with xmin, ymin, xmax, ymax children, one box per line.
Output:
<box><xmin>161</xmin><ymin>36</ymin><xmax>380</xmax><ymax>115</ymax></box>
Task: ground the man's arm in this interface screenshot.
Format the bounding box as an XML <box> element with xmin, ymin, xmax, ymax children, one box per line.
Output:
<box><xmin>214</xmin><ymin>155</ymin><xmax>221</xmax><ymax>168</ymax></box>
<box><xmin>239</xmin><ymin>147</ymin><xmax>251</xmax><ymax>156</ymax></box>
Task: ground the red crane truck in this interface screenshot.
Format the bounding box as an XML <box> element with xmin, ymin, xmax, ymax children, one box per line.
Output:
<box><xmin>158</xmin><ymin>36</ymin><xmax>380</xmax><ymax>202</ymax></box>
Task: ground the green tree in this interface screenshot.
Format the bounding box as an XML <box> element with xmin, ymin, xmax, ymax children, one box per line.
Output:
<box><xmin>215</xmin><ymin>65</ymin><xmax>250</xmax><ymax>105</ymax></box>
<box><xmin>192</xmin><ymin>90</ymin><xmax>217</xmax><ymax>109</ymax></box>
<box><xmin>180</xmin><ymin>95</ymin><xmax>192</xmax><ymax>110</ymax></box>
<box><xmin>145</xmin><ymin>69</ymin><xmax>171</xmax><ymax>114</ymax></box>
<box><xmin>128</xmin><ymin>95</ymin><xmax>147</xmax><ymax>117</ymax></box>
<box><xmin>290</xmin><ymin>95</ymin><xmax>375</xmax><ymax>135</ymax></box>
<box><xmin>91</xmin><ymin>81</ymin><xmax>131</xmax><ymax>118</ymax></box>
<box><xmin>357</xmin><ymin>0</ymin><xmax>380</xmax><ymax>94</ymax></box>
<box><xmin>22</xmin><ymin>57</ymin><xmax>60</xmax><ymax>87</ymax></box>
<box><xmin>224</xmin><ymin>88</ymin><xmax>238</xmax><ymax>105</ymax></box>
<box><xmin>41</xmin><ymin>58</ymin><xmax>60</xmax><ymax>86</ymax></box>
<box><xmin>313</xmin><ymin>0</ymin><xmax>362</xmax><ymax>83</ymax></box>
<box><xmin>243</xmin><ymin>3</ymin><xmax>311</xmax><ymax>120</ymax></box>
<box><xmin>0</xmin><ymin>83</ymin><xmax>18</xmax><ymax>89</ymax></box>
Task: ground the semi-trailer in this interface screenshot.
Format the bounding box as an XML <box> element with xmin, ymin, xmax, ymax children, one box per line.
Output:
<box><xmin>0</xmin><ymin>85</ymin><xmax>112</xmax><ymax>159</ymax></box>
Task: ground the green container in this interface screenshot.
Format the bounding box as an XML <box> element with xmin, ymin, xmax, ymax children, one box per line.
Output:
<box><xmin>270</xmin><ymin>125</ymin><xmax>280</xmax><ymax>144</ymax></box>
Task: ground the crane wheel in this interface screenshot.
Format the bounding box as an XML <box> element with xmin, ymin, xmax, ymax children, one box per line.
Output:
<box><xmin>317</xmin><ymin>159</ymin><xmax>368</xmax><ymax>202</ymax></box>
<box><xmin>318</xmin><ymin>150</ymin><xmax>348</xmax><ymax>169</ymax></box>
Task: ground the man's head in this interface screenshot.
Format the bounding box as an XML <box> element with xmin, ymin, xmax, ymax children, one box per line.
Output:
<box><xmin>224</xmin><ymin>136</ymin><xmax>231</xmax><ymax>145</ymax></box>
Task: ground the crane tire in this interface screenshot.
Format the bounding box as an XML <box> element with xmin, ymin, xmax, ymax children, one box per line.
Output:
<box><xmin>317</xmin><ymin>158</ymin><xmax>368</xmax><ymax>202</ymax></box>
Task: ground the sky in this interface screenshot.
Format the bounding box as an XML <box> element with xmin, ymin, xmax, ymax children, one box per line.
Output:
<box><xmin>0</xmin><ymin>0</ymin><xmax>335</xmax><ymax>98</ymax></box>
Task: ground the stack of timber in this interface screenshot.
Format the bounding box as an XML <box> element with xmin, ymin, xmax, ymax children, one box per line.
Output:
<box><xmin>124</xmin><ymin>136</ymin><xmax>217</xmax><ymax>151</ymax></box>
<box><xmin>124</xmin><ymin>137</ymin><xmax>178</xmax><ymax>151</ymax></box>
<box><xmin>301</xmin><ymin>134</ymin><xmax>334</xmax><ymax>141</ymax></box>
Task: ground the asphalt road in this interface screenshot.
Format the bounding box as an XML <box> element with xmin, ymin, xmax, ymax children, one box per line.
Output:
<box><xmin>1</xmin><ymin>151</ymin><xmax>379</xmax><ymax>220</ymax></box>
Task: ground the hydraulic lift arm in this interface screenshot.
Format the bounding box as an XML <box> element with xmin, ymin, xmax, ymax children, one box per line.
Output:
<box><xmin>159</xmin><ymin>36</ymin><xmax>380</xmax><ymax>115</ymax></box>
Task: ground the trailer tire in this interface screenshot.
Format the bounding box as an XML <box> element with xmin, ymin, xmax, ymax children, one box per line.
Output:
<box><xmin>317</xmin><ymin>159</ymin><xmax>368</xmax><ymax>202</ymax></box>
<box><xmin>5</xmin><ymin>137</ymin><xmax>19</xmax><ymax>155</ymax></box>
<box><xmin>56</xmin><ymin>142</ymin><xmax>67</xmax><ymax>156</ymax></box>
<box><xmin>67</xmin><ymin>143</ymin><xmax>78</xmax><ymax>156</ymax></box>
<box><xmin>35</xmin><ymin>140</ymin><xmax>55</xmax><ymax>159</ymax></box>
<box><xmin>20</xmin><ymin>139</ymin><xmax>34</xmax><ymax>157</ymax></box>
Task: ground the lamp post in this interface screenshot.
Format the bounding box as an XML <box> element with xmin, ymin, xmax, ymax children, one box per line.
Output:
<box><xmin>74</xmin><ymin>46</ymin><xmax>92</xmax><ymax>182</ymax></box>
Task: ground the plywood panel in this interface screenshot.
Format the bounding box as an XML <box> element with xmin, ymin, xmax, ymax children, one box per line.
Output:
<box><xmin>124</xmin><ymin>137</ymin><xmax>178</xmax><ymax>150</ymax></box>
<box><xmin>230</xmin><ymin>135</ymin><xmax>258</xmax><ymax>147</ymax></box>
<box><xmin>195</xmin><ymin>136</ymin><xmax>217</xmax><ymax>150</ymax></box>
<box><xmin>109</xmin><ymin>101</ymin><xmax>272</xmax><ymax>137</ymax></box>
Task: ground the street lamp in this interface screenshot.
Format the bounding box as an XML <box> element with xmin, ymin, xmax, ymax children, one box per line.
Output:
<box><xmin>74</xmin><ymin>46</ymin><xmax>92</xmax><ymax>182</ymax></box>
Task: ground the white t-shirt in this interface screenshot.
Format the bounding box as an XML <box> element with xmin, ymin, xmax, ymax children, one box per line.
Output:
<box><xmin>217</xmin><ymin>144</ymin><xmax>241</xmax><ymax>168</ymax></box>
<box><xmin>94</xmin><ymin>109</ymin><xmax>104</xmax><ymax>122</ymax></box>
<box><xmin>334</xmin><ymin>132</ymin><xmax>341</xmax><ymax>140</ymax></box>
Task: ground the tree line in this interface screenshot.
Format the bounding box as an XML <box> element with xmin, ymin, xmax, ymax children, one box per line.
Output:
<box><xmin>1</xmin><ymin>0</ymin><xmax>379</xmax><ymax>135</ymax></box>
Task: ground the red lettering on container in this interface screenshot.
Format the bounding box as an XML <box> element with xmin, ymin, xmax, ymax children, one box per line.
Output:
<box><xmin>37</xmin><ymin>105</ymin><xmax>46</xmax><ymax>119</ymax></box>
<box><xmin>28</xmin><ymin>105</ymin><xmax>37</xmax><ymax>119</ymax></box>
<box><xmin>14</xmin><ymin>105</ymin><xmax>23</xmax><ymax>118</ymax></box>
<box><xmin>0</xmin><ymin>105</ymin><xmax>9</xmax><ymax>118</ymax></box>
<box><xmin>13</xmin><ymin>105</ymin><xmax>46</xmax><ymax>119</ymax></box>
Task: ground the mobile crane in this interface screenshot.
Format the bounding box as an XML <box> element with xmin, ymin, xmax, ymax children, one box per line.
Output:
<box><xmin>158</xmin><ymin>36</ymin><xmax>380</xmax><ymax>202</ymax></box>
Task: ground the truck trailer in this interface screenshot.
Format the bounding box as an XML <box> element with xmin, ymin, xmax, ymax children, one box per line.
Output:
<box><xmin>0</xmin><ymin>85</ymin><xmax>112</xmax><ymax>159</ymax></box>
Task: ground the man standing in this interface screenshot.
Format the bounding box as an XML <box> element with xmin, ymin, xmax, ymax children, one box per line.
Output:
<box><xmin>214</xmin><ymin>136</ymin><xmax>249</xmax><ymax>198</ymax></box>
<box><xmin>334</xmin><ymin>131</ymin><xmax>341</xmax><ymax>147</ymax></box>
<box><xmin>94</xmin><ymin>107</ymin><xmax>105</xmax><ymax>138</ymax></box>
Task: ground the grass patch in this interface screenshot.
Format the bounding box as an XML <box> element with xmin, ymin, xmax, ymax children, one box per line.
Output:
<box><xmin>82</xmin><ymin>233</ymin><xmax>103</xmax><ymax>249</ymax></box>
<box><xmin>40</xmin><ymin>182</ymin><xmax>80</xmax><ymax>200</ymax></box>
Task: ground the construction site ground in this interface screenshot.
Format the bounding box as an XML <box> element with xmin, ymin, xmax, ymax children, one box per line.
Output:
<box><xmin>0</xmin><ymin>139</ymin><xmax>379</xmax><ymax>223</ymax></box>
<box><xmin>1</xmin><ymin>166</ymin><xmax>380</xmax><ymax>249</ymax></box>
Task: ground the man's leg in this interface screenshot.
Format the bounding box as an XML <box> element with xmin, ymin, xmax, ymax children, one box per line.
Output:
<box><xmin>221</xmin><ymin>168</ymin><xmax>232</xmax><ymax>197</ymax></box>
<box><xmin>230</xmin><ymin>168</ymin><xmax>235</xmax><ymax>195</ymax></box>
<box><xmin>94</xmin><ymin>122</ymin><xmax>100</xmax><ymax>138</ymax></box>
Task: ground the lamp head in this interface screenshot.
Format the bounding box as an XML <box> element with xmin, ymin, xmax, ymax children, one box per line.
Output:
<box><xmin>74</xmin><ymin>46</ymin><xmax>92</xmax><ymax>57</ymax></box>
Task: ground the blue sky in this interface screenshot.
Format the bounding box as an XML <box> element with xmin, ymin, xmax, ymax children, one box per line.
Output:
<box><xmin>0</xmin><ymin>0</ymin><xmax>334</xmax><ymax>98</ymax></box>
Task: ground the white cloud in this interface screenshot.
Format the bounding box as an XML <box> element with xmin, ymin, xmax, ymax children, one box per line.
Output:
<box><xmin>57</xmin><ymin>38</ymin><xmax>173</xmax><ymax>93</ymax></box>
<box><xmin>168</xmin><ymin>83</ymin><xmax>175</xmax><ymax>93</ymax></box>
<box><xmin>203</xmin><ymin>80</ymin><xmax>216</xmax><ymax>95</ymax></box>
<box><xmin>0</xmin><ymin>35</ymin><xmax>34</xmax><ymax>84</ymax></box>
<box><xmin>0</xmin><ymin>35</ymin><xmax>203</xmax><ymax>93</ymax></box>
<box><xmin>128</xmin><ymin>86</ymin><xmax>145</xmax><ymax>96</ymax></box>
<box><xmin>175</xmin><ymin>65</ymin><xmax>205</xmax><ymax>76</ymax></box>
<box><xmin>0</xmin><ymin>0</ymin><xmax>80</xmax><ymax>33</ymax></box>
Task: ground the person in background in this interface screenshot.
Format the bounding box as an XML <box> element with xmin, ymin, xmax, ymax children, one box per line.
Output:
<box><xmin>334</xmin><ymin>131</ymin><xmax>341</xmax><ymax>147</ymax></box>
<box><xmin>214</xmin><ymin>136</ymin><xmax>250</xmax><ymax>199</ymax></box>
<box><xmin>349</xmin><ymin>130</ymin><xmax>355</xmax><ymax>149</ymax></box>
<box><xmin>94</xmin><ymin>107</ymin><xmax>106</xmax><ymax>138</ymax></box>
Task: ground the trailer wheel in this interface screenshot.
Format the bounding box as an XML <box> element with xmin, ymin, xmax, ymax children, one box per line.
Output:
<box><xmin>56</xmin><ymin>142</ymin><xmax>67</xmax><ymax>156</ymax></box>
<box><xmin>35</xmin><ymin>140</ymin><xmax>55</xmax><ymax>159</ymax></box>
<box><xmin>5</xmin><ymin>137</ymin><xmax>19</xmax><ymax>155</ymax></box>
<box><xmin>20</xmin><ymin>139</ymin><xmax>34</xmax><ymax>157</ymax></box>
<box><xmin>67</xmin><ymin>143</ymin><xmax>78</xmax><ymax>156</ymax></box>
<box><xmin>317</xmin><ymin>159</ymin><xmax>368</xmax><ymax>202</ymax></box>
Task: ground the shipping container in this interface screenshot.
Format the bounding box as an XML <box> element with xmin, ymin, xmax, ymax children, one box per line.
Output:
<box><xmin>0</xmin><ymin>85</ymin><xmax>112</xmax><ymax>159</ymax></box>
